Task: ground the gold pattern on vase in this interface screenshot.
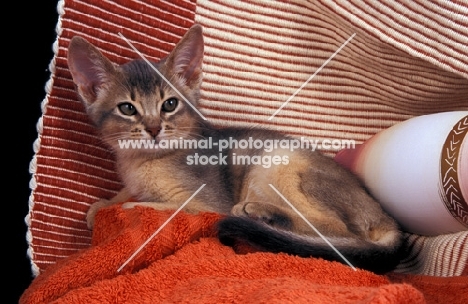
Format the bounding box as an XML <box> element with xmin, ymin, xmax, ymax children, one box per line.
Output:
<box><xmin>440</xmin><ymin>115</ymin><xmax>468</xmax><ymax>228</ymax></box>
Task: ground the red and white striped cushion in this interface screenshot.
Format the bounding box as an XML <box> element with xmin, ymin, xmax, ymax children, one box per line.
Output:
<box><xmin>196</xmin><ymin>0</ymin><xmax>467</xmax><ymax>140</ymax></box>
<box><xmin>27</xmin><ymin>0</ymin><xmax>467</xmax><ymax>276</ymax></box>
<box><xmin>27</xmin><ymin>0</ymin><xmax>197</xmax><ymax>275</ymax></box>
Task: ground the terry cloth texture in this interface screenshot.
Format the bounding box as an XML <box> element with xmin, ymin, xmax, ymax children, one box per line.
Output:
<box><xmin>20</xmin><ymin>206</ymin><xmax>468</xmax><ymax>304</ymax></box>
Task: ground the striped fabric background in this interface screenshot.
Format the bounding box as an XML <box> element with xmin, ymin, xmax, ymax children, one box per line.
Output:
<box><xmin>27</xmin><ymin>0</ymin><xmax>197</xmax><ymax>276</ymax></box>
<box><xmin>196</xmin><ymin>0</ymin><xmax>467</xmax><ymax>142</ymax></box>
<box><xmin>28</xmin><ymin>0</ymin><xmax>467</xmax><ymax>277</ymax></box>
<box><xmin>396</xmin><ymin>231</ymin><xmax>467</xmax><ymax>276</ymax></box>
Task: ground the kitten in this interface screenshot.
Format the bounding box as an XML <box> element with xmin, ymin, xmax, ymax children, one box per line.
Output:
<box><xmin>67</xmin><ymin>25</ymin><xmax>404</xmax><ymax>273</ymax></box>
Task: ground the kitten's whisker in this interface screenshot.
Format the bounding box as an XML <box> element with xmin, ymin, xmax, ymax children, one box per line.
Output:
<box><xmin>102</xmin><ymin>133</ymin><xmax>133</xmax><ymax>142</ymax></box>
<box><xmin>173</xmin><ymin>131</ymin><xmax>206</xmax><ymax>138</ymax></box>
<box><xmin>176</xmin><ymin>127</ymin><xmax>212</xmax><ymax>132</ymax></box>
<box><xmin>161</xmin><ymin>133</ymin><xmax>206</xmax><ymax>141</ymax></box>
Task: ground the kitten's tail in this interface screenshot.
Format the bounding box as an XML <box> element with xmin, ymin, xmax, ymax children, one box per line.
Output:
<box><xmin>217</xmin><ymin>216</ymin><xmax>404</xmax><ymax>274</ymax></box>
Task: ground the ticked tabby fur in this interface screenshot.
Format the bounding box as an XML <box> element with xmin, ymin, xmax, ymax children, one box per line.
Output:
<box><xmin>67</xmin><ymin>25</ymin><xmax>404</xmax><ymax>273</ymax></box>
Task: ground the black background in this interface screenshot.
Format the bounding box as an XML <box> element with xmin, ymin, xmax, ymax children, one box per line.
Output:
<box><xmin>12</xmin><ymin>1</ymin><xmax>58</xmax><ymax>302</ymax></box>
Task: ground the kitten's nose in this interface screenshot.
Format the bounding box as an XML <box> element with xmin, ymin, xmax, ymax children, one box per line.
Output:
<box><xmin>145</xmin><ymin>126</ymin><xmax>161</xmax><ymax>137</ymax></box>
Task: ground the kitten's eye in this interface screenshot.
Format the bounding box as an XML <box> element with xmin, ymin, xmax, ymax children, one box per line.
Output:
<box><xmin>118</xmin><ymin>103</ymin><xmax>137</xmax><ymax>116</ymax></box>
<box><xmin>161</xmin><ymin>98</ymin><xmax>178</xmax><ymax>112</ymax></box>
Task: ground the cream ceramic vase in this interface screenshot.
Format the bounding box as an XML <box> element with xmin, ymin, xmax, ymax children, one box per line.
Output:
<box><xmin>334</xmin><ymin>111</ymin><xmax>468</xmax><ymax>236</ymax></box>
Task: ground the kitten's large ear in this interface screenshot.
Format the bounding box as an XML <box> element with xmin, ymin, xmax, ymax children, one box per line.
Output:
<box><xmin>67</xmin><ymin>36</ymin><xmax>116</xmax><ymax>105</ymax></box>
<box><xmin>165</xmin><ymin>24</ymin><xmax>204</xmax><ymax>89</ymax></box>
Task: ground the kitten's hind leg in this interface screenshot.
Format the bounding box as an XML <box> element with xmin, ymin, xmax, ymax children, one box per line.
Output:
<box><xmin>231</xmin><ymin>201</ymin><xmax>293</xmax><ymax>230</ymax></box>
<box><xmin>232</xmin><ymin>178</ymin><xmax>294</xmax><ymax>230</ymax></box>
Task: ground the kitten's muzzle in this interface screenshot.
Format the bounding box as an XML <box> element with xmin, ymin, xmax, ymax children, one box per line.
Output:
<box><xmin>145</xmin><ymin>127</ymin><xmax>161</xmax><ymax>138</ymax></box>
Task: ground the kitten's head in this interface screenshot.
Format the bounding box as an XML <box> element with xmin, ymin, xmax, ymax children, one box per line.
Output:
<box><xmin>67</xmin><ymin>25</ymin><xmax>205</xmax><ymax>157</ymax></box>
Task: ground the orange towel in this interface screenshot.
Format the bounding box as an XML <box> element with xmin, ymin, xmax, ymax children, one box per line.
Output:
<box><xmin>21</xmin><ymin>204</ymin><xmax>466</xmax><ymax>303</ymax></box>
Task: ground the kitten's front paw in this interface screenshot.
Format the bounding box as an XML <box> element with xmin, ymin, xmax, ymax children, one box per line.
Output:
<box><xmin>122</xmin><ymin>202</ymin><xmax>138</xmax><ymax>209</ymax></box>
<box><xmin>86</xmin><ymin>199</ymin><xmax>111</xmax><ymax>230</ymax></box>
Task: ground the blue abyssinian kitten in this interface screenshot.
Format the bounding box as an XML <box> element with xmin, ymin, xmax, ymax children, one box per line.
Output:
<box><xmin>67</xmin><ymin>25</ymin><xmax>404</xmax><ymax>273</ymax></box>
